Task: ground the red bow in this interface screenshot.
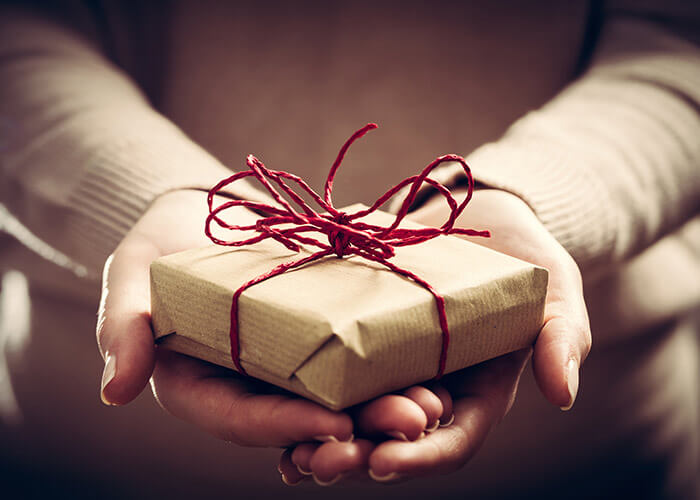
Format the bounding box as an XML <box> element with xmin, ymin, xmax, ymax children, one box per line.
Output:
<box><xmin>205</xmin><ymin>123</ymin><xmax>489</xmax><ymax>378</ymax></box>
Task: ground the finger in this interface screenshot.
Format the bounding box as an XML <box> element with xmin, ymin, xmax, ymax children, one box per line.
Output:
<box><xmin>308</xmin><ymin>440</ymin><xmax>375</xmax><ymax>485</ymax></box>
<box><xmin>279</xmin><ymin>448</ymin><xmax>310</xmax><ymax>486</ymax></box>
<box><xmin>354</xmin><ymin>394</ymin><xmax>428</xmax><ymax>441</ymax></box>
<box><xmin>533</xmin><ymin>314</ymin><xmax>591</xmax><ymax>410</ymax></box>
<box><xmin>96</xmin><ymin>238</ymin><xmax>161</xmax><ymax>406</ymax></box>
<box><xmin>369</xmin><ymin>349</ymin><xmax>531</xmax><ymax>479</ymax></box>
<box><xmin>291</xmin><ymin>442</ymin><xmax>319</xmax><ymax>475</ymax></box>
<box><xmin>402</xmin><ymin>385</ymin><xmax>444</xmax><ymax>432</ymax></box>
<box><xmin>425</xmin><ymin>383</ymin><xmax>454</xmax><ymax>427</ymax></box>
<box><xmin>367</xmin><ymin>400</ymin><xmax>491</xmax><ymax>480</ymax></box>
<box><xmin>151</xmin><ymin>349</ymin><xmax>353</xmax><ymax>447</ymax></box>
<box><xmin>531</xmin><ymin>250</ymin><xmax>591</xmax><ymax>411</ymax></box>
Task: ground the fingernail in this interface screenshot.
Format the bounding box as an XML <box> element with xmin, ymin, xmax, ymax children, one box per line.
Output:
<box><xmin>387</xmin><ymin>430</ymin><xmax>409</xmax><ymax>441</ymax></box>
<box><xmin>281</xmin><ymin>472</ymin><xmax>302</xmax><ymax>486</ymax></box>
<box><xmin>439</xmin><ymin>414</ymin><xmax>455</xmax><ymax>427</ymax></box>
<box><xmin>312</xmin><ymin>472</ymin><xmax>343</xmax><ymax>486</ymax></box>
<box><xmin>100</xmin><ymin>353</ymin><xmax>117</xmax><ymax>406</ymax></box>
<box><xmin>313</xmin><ymin>434</ymin><xmax>353</xmax><ymax>443</ymax></box>
<box><xmin>314</xmin><ymin>435</ymin><xmax>338</xmax><ymax>443</ymax></box>
<box><xmin>368</xmin><ymin>469</ymin><xmax>401</xmax><ymax>482</ymax></box>
<box><xmin>560</xmin><ymin>359</ymin><xmax>579</xmax><ymax>411</ymax></box>
<box><xmin>425</xmin><ymin>420</ymin><xmax>440</xmax><ymax>433</ymax></box>
<box><xmin>296</xmin><ymin>464</ymin><xmax>312</xmax><ymax>476</ymax></box>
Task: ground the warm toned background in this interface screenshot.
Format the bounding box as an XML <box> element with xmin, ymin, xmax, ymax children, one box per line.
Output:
<box><xmin>1</xmin><ymin>1</ymin><xmax>698</xmax><ymax>498</ymax></box>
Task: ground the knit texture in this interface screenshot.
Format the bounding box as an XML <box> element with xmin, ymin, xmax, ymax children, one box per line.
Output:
<box><xmin>0</xmin><ymin>8</ymin><xmax>268</xmax><ymax>276</ymax></box>
<box><xmin>425</xmin><ymin>19</ymin><xmax>700</xmax><ymax>270</ymax></box>
<box><xmin>1</xmin><ymin>8</ymin><xmax>699</xmax><ymax>276</ymax></box>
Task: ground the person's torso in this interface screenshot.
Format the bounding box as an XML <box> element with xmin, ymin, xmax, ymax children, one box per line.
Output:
<box><xmin>108</xmin><ymin>0</ymin><xmax>590</xmax><ymax>207</ymax></box>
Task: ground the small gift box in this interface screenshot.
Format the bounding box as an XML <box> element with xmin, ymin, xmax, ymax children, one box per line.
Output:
<box><xmin>149</xmin><ymin>124</ymin><xmax>547</xmax><ymax>410</ymax></box>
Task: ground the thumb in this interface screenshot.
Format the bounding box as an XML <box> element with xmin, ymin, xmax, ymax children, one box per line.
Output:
<box><xmin>532</xmin><ymin>314</ymin><xmax>591</xmax><ymax>411</ymax></box>
<box><xmin>96</xmin><ymin>237</ymin><xmax>159</xmax><ymax>406</ymax></box>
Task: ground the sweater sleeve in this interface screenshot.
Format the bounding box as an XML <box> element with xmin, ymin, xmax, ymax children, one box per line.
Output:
<box><xmin>0</xmin><ymin>5</ymin><xmax>267</xmax><ymax>278</ymax></box>
<box><xmin>429</xmin><ymin>14</ymin><xmax>700</xmax><ymax>271</ymax></box>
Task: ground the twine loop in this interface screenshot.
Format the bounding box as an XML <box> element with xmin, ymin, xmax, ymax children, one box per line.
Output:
<box><xmin>205</xmin><ymin>123</ymin><xmax>489</xmax><ymax>378</ymax></box>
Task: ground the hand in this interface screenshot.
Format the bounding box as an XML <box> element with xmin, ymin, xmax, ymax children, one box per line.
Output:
<box><xmin>96</xmin><ymin>189</ymin><xmax>353</xmax><ymax>446</ymax></box>
<box><xmin>277</xmin><ymin>349</ymin><xmax>530</xmax><ymax>485</ymax></box>
<box><xmin>278</xmin><ymin>188</ymin><xmax>591</xmax><ymax>484</ymax></box>
<box><xmin>278</xmin><ymin>381</ymin><xmax>455</xmax><ymax>485</ymax></box>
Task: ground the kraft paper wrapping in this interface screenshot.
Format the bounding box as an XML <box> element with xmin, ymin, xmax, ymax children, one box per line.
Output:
<box><xmin>150</xmin><ymin>204</ymin><xmax>548</xmax><ymax>410</ymax></box>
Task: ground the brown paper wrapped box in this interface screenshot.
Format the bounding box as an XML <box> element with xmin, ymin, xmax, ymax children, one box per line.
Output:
<box><xmin>150</xmin><ymin>204</ymin><xmax>548</xmax><ymax>410</ymax></box>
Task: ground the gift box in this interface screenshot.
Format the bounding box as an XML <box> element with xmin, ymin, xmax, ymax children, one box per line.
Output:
<box><xmin>150</xmin><ymin>203</ymin><xmax>547</xmax><ymax>410</ymax></box>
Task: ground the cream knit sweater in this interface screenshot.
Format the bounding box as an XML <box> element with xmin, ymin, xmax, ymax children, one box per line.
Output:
<box><xmin>1</xmin><ymin>1</ymin><xmax>698</xmax><ymax>337</ymax></box>
<box><xmin>0</xmin><ymin>1</ymin><xmax>698</xmax><ymax>497</ymax></box>
<box><xmin>0</xmin><ymin>2</ymin><xmax>697</xmax><ymax>274</ymax></box>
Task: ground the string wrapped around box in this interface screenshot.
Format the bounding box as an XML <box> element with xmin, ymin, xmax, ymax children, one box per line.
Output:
<box><xmin>204</xmin><ymin>123</ymin><xmax>490</xmax><ymax>378</ymax></box>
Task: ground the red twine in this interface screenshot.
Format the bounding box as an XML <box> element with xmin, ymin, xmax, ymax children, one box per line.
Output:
<box><xmin>205</xmin><ymin>123</ymin><xmax>490</xmax><ymax>378</ymax></box>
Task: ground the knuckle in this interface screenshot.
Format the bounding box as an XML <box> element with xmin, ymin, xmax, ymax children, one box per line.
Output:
<box><xmin>148</xmin><ymin>377</ymin><xmax>170</xmax><ymax>414</ymax></box>
<box><xmin>96</xmin><ymin>255</ymin><xmax>116</xmax><ymax>351</ymax></box>
<box><xmin>580</xmin><ymin>325</ymin><xmax>593</xmax><ymax>360</ymax></box>
<box><xmin>437</xmin><ymin>428</ymin><xmax>470</xmax><ymax>474</ymax></box>
<box><xmin>555</xmin><ymin>248</ymin><xmax>583</xmax><ymax>288</ymax></box>
<box><xmin>95</xmin><ymin>313</ymin><xmax>107</xmax><ymax>348</ymax></box>
<box><xmin>564</xmin><ymin>315</ymin><xmax>592</xmax><ymax>361</ymax></box>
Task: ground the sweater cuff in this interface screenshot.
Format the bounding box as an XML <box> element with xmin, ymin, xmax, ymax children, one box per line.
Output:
<box><xmin>64</xmin><ymin>114</ymin><xmax>271</xmax><ymax>274</ymax></box>
<box><xmin>428</xmin><ymin>142</ymin><xmax>617</xmax><ymax>268</ymax></box>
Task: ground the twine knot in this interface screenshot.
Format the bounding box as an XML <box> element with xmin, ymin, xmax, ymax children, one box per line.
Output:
<box><xmin>205</xmin><ymin>123</ymin><xmax>490</xmax><ymax>378</ymax></box>
<box><xmin>328</xmin><ymin>212</ymin><xmax>352</xmax><ymax>257</ymax></box>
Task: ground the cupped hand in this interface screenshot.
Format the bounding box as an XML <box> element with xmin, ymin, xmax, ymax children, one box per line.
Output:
<box><xmin>278</xmin><ymin>349</ymin><xmax>529</xmax><ymax>485</ymax></box>
<box><xmin>96</xmin><ymin>189</ymin><xmax>353</xmax><ymax>447</ymax></box>
<box><xmin>278</xmin><ymin>188</ymin><xmax>591</xmax><ymax>484</ymax></box>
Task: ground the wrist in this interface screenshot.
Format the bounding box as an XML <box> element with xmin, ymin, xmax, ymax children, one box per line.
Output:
<box><xmin>410</xmin><ymin>188</ymin><xmax>536</xmax><ymax>229</ymax></box>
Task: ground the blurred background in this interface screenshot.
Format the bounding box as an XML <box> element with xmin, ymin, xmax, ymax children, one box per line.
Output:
<box><xmin>1</xmin><ymin>1</ymin><xmax>698</xmax><ymax>498</ymax></box>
